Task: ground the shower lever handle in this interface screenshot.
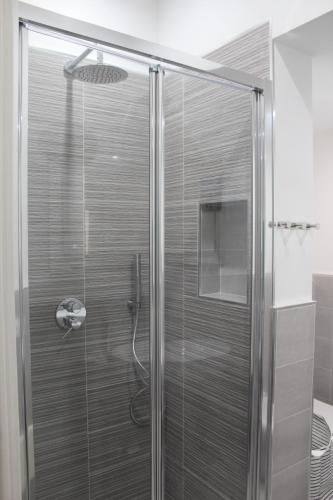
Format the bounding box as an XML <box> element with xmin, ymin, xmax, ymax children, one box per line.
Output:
<box><xmin>62</xmin><ymin>326</ymin><xmax>73</xmax><ymax>340</ymax></box>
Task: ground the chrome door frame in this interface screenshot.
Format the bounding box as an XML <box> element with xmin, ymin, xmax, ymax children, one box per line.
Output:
<box><xmin>150</xmin><ymin>66</ymin><xmax>165</xmax><ymax>500</ymax></box>
<box><xmin>16</xmin><ymin>4</ymin><xmax>274</xmax><ymax>500</ymax></box>
<box><xmin>17</xmin><ymin>23</ymin><xmax>34</xmax><ymax>500</ymax></box>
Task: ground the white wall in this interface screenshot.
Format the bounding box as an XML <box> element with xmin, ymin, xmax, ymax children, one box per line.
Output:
<box><xmin>157</xmin><ymin>0</ymin><xmax>333</xmax><ymax>56</ymax></box>
<box><xmin>24</xmin><ymin>0</ymin><xmax>158</xmax><ymax>42</ymax></box>
<box><xmin>274</xmin><ymin>14</ymin><xmax>333</xmax><ymax>300</ymax></box>
<box><xmin>157</xmin><ymin>0</ymin><xmax>272</xmax><ymax>56</ymax></box>
<box><xmin>314</xmin><ymin>129</ymin><xmax>333</xmax><ymax>274</ymax></box>
<box><xmin>273</xmin><ymin>42</ymin><xmax>314</xmax><ymax>306</ymax></box>
<box><xmin>313</xmin><ymin>42</ymin><xmax>333</xmax><ymax>275</ymax></box>
<box><xmin>23</xmin><ymin>0</ymin><xmax>333</xmax><ymax>56</ymax></box>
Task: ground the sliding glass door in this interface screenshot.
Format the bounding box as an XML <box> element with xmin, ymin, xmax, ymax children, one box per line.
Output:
<box><xmin>163</xmin><ymin>70</ymin><xmax>256</xmax><ymax>499</ymax></box>
<box><xmin>23</xmin><ymin>28</ymin><xmax>152</xmax><ymax>500</ymax></box>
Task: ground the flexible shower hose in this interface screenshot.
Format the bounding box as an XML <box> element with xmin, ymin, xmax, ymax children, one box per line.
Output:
<box><xmin>129</xmin><ymin>303</ymin><xmax>150</xmax><ymax>426</ymax></box>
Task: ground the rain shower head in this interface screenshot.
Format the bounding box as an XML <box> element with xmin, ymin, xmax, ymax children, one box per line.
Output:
<box><xmin>64</xmin><ymin>49</ymin><xmax>128</xmax><ymax>84</ymax></box>
<box><xmin>71</xmin><ymin>64</ymin><xmax>128</xmax><ymax>84</ymax></box>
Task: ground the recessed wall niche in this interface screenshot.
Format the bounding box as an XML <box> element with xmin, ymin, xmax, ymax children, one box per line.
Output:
<box><xmin>199</xmin><ymin>199</ymin><xmax>249</xmax><ymax>304</ymax></box>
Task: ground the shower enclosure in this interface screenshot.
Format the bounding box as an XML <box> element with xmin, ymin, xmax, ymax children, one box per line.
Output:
<box><xmin>17</xmin><ymin>5</ymin><xmax>273</xmax><ymax>500</ymax></box>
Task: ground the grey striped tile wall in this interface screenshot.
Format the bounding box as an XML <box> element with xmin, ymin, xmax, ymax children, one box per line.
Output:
<box><xmin>83</xmin><ymin>72</ymin><xmax>151</xmax><ymax>500</ymax></box>
<box><xmin>208</xmin><ymin>22</ymin><xmax>271</xmax><ymax>80</ymax></box>
<box><xmin>28</xmin><ymin>47</ymin><xmax>151</xmax><ymax>500</ymax></box>
<box><xmin>164</xmin><ymin>23</ymin><xmax>270</xmax><ymax>500</ymax></box>
<box><xmin>164</xmin><ymin>72</ymin><xmax>185</xmax><ymax>500</ymax></box>
<box><xmin>28</xmin><ymin>49</ymin><xmax>88</xmax><ymax>500</ymax></box>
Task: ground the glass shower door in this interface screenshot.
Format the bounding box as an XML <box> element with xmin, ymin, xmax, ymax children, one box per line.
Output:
<box><xmin>24</xmin><ymin>27</ymin><xmax>152</xmax><ymax>500</ymax></box>
<box><xmin>20</xmin><ymin>19</ymin><xmax>271</xmax><ymax>500</ymax></box>
<box><xmin>163</xmin><ymin>69</ymin><xmax>256</xmax><ymax>499</ymax></box>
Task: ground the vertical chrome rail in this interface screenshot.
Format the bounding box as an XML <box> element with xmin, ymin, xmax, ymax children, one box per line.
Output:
<box><xmin>247</xmin><ymin>84</ymin><xmax>274</xmax><ymax>500</ymax></box>
<box><xmin>17</xmin><ymin>23</ymin><xmax>35</xmax><ymax>500</ymax></box>
<box><xmin>247</xmin><ymin>88</ymin><xmax>260</xmax><ymax>500</ymax></box>
<box><xmin>258</xmin><ymin>82</ymin><xmax>274</xmax><ymax>500</ymax></box>
<box><xmin>150</xmin><ymin>66</ymin><xmax>165</xmax><ymax>500</ymax></box>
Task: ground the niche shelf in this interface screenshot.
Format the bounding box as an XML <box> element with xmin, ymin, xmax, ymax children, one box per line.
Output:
<box><xmin>199</xmin><ymin>199</ymin><xmax>249</xmax><ymax>305</ymax></box>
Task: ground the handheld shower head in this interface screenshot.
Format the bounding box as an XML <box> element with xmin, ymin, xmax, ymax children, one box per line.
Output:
<box><xmin>134</xmin><ymin>253</ymin><xmax>142</xmax><ymax>309</ymax></box>
<box><xmin>128</xmin><ymin>254</ymin><xmax>142</xmax><ymax>310</ymax></box>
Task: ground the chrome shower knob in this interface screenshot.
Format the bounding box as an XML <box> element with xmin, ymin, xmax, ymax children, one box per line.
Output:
<box><xmin>55</xmin><ymin>297</ymin><xmax>86</xmax><ymax>331</ymax></box>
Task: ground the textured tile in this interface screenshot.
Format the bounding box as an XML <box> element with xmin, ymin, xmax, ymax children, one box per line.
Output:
<box><xmin>28</xmin><ymin>48</ymin><xmax>89</xmax><ymax>500</ymax></box>
<box><xmin>207</xmin><ymin>23</ymin><xmax>271</xmax><ymax>80</ymax></box>
<box><xmin>90</xmin><ymin>456</ymin><xmax>150</xmax><ymax>500</ymax></box>
<box><xmin>28</xmin><ymin>47</ymin><xmax>151</xmax><ymax>500</ymax></box>
<box><xmin>315</xmin><ymin>336</ymin><xmax>333</xmax><ymax>370</ymax></box>
<box><xmin>313</xmin><ymin>274</ymin><xmax>333</xmax><ymax>307</ymax></box>
<box><xmin>313</xmin><ymin>365</ymin><xmax>332</xmax><ymax>403</ymax></box>
<box><xmin>274</xmin><ymin>358</ymin><xmax>314</xmax><ymax>422</ymax></box>
<box><xmin>315</xmin><ymin>305</ymin><xmax>333</xmax><ymax>340</ymax></box>
<box><xmin>184</xmin><ymin>427</ymin><xmax>247</xmax><ymax>499</ymax></box>
<box><xmin>183</xmin><ymin>386</ymin><xmax>249</xmax><ymax>495</ymax></box>
<box><xmin>89</xmin><ymin>421</ymin><xmax>150</xmax><ymax>475</ymax></box>
<box><xmin>163</xmin><ymin>23</ymin><xmax>270</xmax><ymax>500</ymax></box>
<box><xmin>184</xmin><ymin>468</ymin><xmax>230</xmax><ymax>500</ymax></box>
<box><xmin>275</xmin><ymin>304</ymin><xmax>316</xmax><ymax>367</ymax></box>
<box><xmin>272</xmin><ymin>409</ymin><xmax>312</xmax><ymax>474</ymax></box>
<box><xmin>165</xmin><ymin>461</ymin><xmax>183</xmax><ymax>500</ymax></box>
<box><xmin>87</xmin><ymin>380</ymin><xmax>150</xmax><ymax>432</ymax></box>
<box><xmin>34</xmin><ymin>430</ymin><xmax>89</xmax><ymax>500</ymax></box>
<box><xmin>164</xmin><ymin>70</ymin><xmax>186</xmax><ymax>499</ymax></box>
<box><xmin>271</xmin><ymin>458</ymin><xmax>310</xmax><ymax>500</ymax></box>
<box><xmin>83</xmin><ymin>64</ymin><xmax>151</xmax><ymax>499</ymax></box>
<box><xmin>313</xmin><ymin>274</ymin><xmax>333</xmax><ymax>405</ymax></box>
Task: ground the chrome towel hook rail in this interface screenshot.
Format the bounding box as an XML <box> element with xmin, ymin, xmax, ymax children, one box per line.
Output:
<box><xmin>269</xmin><ymin>221</ymin><xmax>320</xmax><ymax>230</ymax></box>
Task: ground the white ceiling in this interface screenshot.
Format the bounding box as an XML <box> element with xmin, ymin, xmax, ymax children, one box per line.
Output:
<box><xmin>278</xmin><ymin>11</ymin><xmax>333</xmax><ymax>132</ymax></box>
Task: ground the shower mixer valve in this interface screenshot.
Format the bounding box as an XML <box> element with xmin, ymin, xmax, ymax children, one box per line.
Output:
<box><xmin>55</xmin><ymin>297</ymin><xmax>86</xmax><ymax>335</ymax></box>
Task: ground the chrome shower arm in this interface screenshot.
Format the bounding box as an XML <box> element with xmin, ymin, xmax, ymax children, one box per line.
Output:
<box><xmin>64</xmin><ymin>47</ymin><xmax>93</xmax><ymax>74</ymax></box>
